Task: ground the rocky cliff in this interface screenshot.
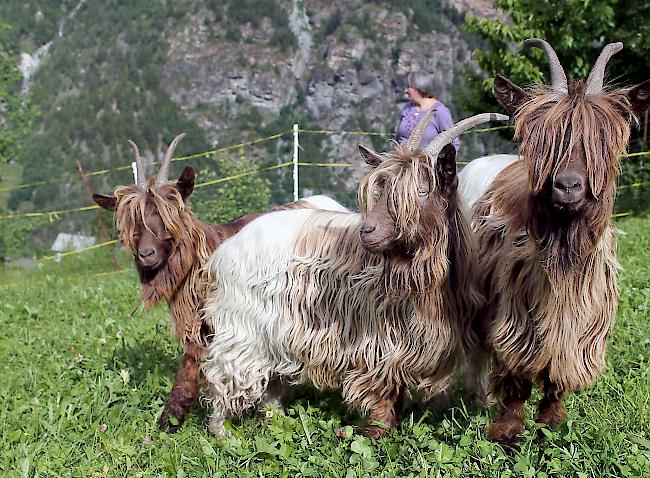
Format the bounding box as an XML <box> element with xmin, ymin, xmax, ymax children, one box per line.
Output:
<box><xmin>2</xmin><ymin>0</ymin><xmax>511</xmax><ymax>250</ymax></box>
<box><xmin>161</xmin><ymin>0</ymin><xmax>508</xmax><ymax>192</ymax></box>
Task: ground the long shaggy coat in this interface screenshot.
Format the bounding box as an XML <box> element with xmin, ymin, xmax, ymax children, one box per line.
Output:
<box><xmin>114</xmin><ymin>179</ymin><xmax>217</xmax><ymax>345</ymax></box>
<box><xmin>463</xmin><ymin>82</ymin><xmax>632</xmax><ymax>393</ymax></box>
<box><xmin>200</xmin><ymin>145</ymin><xmax>481</xmax><ymax>435</ymax></box>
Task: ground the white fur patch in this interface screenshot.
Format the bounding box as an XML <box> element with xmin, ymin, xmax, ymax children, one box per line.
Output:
<box><xmin>458</xmin><ymin>154</ymin><xmax>521</xmax><ymax>211</ymax></box>
<box><xmin>300</xmin><ymin>195</ymin><xmax>349</xmax><ymax>212</ymax></box>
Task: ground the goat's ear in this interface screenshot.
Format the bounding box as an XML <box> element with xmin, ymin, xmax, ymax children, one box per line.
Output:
<box><xmin>494</xmin><ymin>75</ymin><xmax>529</xmax><ymax>115</ymax></box>
<box><xmin>92</xmin><ymin>194</ymin><xmax>117</xmax><ymax>211</ymax></box>
<box><xmin>437</xmin><ymin>143</ymin><xmax>457</xmax><ymax>193</ymax></box>
<box><xmin>628</xmin><ymin>79</ymin><xmax>650</xmax><ymax>117</ymax></box>
<box><xmin>358</xmin><ymin>144</ymin><xmax>382</xmax><ymax>168</ymax></box>
<box><xmin>176</xmin><ymin>166</ymin><xmax>195</xmax><ymax>201</ymax></box>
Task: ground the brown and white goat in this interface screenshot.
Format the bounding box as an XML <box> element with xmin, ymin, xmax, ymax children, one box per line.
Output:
<box><xmin>199</xmin><ymin>112</ymin><xmax>507</xmax><ymax>438</ymax></box>
<box><xmin>459</xmin><ymin>39</ymin><xmax>650</xmax><ymax>446</ymax></box>
<box><xmin>93</xmin><ymin>134</ymin><xmax>346</xmax><ymax>431</ymax></box>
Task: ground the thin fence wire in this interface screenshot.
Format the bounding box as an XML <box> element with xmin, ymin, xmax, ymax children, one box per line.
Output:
<box><xmin>3</xmin><ymin>165</ymin><xmax>647</xmax><ymax>221</ymax></box>
<box><xmin>1</xmin><ymin>126</ymin><xmax>647</xmax><ymax>268</ymax></box>
<box><xmin>0</xmin><ymin>130</ymin><xmax>294</xmax><ymax>194</ymax></box>
<box><xmin>2</xmin><ymin>125</ymin><xmax>648</xmax><ymax>194</ymax></box>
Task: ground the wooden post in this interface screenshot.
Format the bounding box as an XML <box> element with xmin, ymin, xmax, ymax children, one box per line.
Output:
<box><xmin>76</xmin><ymin>159</ymin><xmax>120</xmax><ymax>269</ymax></box>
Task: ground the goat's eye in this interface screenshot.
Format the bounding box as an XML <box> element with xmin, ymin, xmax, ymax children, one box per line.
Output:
<box><xmin>418</xmin><ymin>188</ymin><xmax>429</xmax><ymax>197</ymax></box>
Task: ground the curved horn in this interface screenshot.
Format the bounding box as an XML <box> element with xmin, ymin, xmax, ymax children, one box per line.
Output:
<box><xmin>128</xmin><ymin>140</ymin><xmax>146</xmax><ymax>188</ymax></box>
<box><xmin>585</xmin><ymin>42</ymin><xmax>623</xmax><ymax>95</ymax></box>
<box><xmin>156</xmin><ymin>133</ymin><xmax>186</xmax><ymax>185</ymax></box>
<box><xmin>524</xmin><ymin>38</ymin><xmax>568</xmax><ymax>93</ymax></box>
<box><xmin>405</xmin><ymin>107</ymin><xmax>437</xmax><ymax>150</ymax></box>
<box><xmin>424</xmin><ymin>113</ymin><xmax>509</xmax><ymax>159</ymax></box>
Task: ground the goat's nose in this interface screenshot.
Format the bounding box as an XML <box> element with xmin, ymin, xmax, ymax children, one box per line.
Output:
<box><xmin>138</xmin><ymin>248</ymin><xmax>155</xmax><ymax>259</ymax></box>
<box><xmin>553</xmin><ymin>174</ymin><xmax>584</xmax><ymax>193</ymax></box>
<box><xmin>360</xmin><ymin>223</ymin><xmax>376</xmax><ymax>235</ymax></box>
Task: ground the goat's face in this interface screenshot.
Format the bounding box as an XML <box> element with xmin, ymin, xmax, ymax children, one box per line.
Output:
<box><xmin>93</xmin><ymin>166</ymin><xmax>196</xmax><ymax>283</ymax></box>
<box><xmin>132</xmin><ymin>202</ymin><xmax>174</xmax><ymax>273</ymax></box>
<box><xmin>532</xmin><ymin>135</ymin><xmax>591</xmax><ymax>213</ymax></box>
<box><xmin>358</xmin><ymin>143</ymin><xmax>458</xmax><ymax>255</ymax></box>
<box><xmin>547</xmin><ymin>142</ymin><xmax>589</xmax><ymax>210</ymax></box>
<box><xmin>494</xmin><ymin>48</ymin><xmax>650</xmax><ymax>215</ymax></box>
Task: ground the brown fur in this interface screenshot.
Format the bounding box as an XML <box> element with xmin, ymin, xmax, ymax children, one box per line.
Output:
<box><xmin>199</xmin><ymin>138</ymin><xmax>484</xmax><ymax>438</ymax></box>
<box><xmin>358</xmin><ymin>145</ymin><xmax>457</xmax><ymax>301</ymax></box>
<box><xmin>514</xmin><ymin>83</ymin><xmax>631</xmax><ymax>279</ymax></box>
<box><xmin>111</xmin><ymin>178</ymin><xmax>262</xmax><ymax>429</ymax></box>
<box><xmin>285</xmin><ymin>145</ymin><xmax>482</xmax><ymax>436</ymax></box>
<box><xmin>476</xmin><ymin>80</ymin><xmax>638</xmax><ymax>445</ymax></box>
<box><xmin>107</xmin><ymin>175</ymin><xmax>318</xmax><ymax>431</ymax></box>
<box><xmin>114</xmin><ymin>181</ymin><xmax>319</xmax><ymax>343</ymax></box>
<box><xmin>116</xmin><ymin>179</ymin><xmax>227</xmax><ymax>343</ymax></box>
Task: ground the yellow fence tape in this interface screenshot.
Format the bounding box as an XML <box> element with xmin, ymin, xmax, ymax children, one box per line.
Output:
<box><xmin>0</xmin><ymin>204</ymin><xmax>99</xmax><ymax>220</ymax></box>
<box><xmin>2</xmin><ymin>124</ymin><xmax>648</xmax><ymax>194</ymax></box>
<box><xmin>193</xmin><ymin>162</ymin><xmax>293</xmax><ymax>189</ymax></box>
<box><xmin>40</xmin><ymin>239</ymin><xmax>119</xmax><ymax>261</ymax></box>
<box><xmin>171</xmin><ymin>130</ymin><xmax>292</xmax><ymax>163</ymax></box>
<box><xmin>0</xmin><ymin>130</ymin><xmax>293</xmax><ymax>194</ymax></box>
<box><xmin>299</xmin><ymin>129</ymin><xmax>390</xmax><ymax>137</ymax></box>
<box><xmin>0</xmin><ymin>265</ymin><xmax>130</xmax><ymax>289</ymax></box>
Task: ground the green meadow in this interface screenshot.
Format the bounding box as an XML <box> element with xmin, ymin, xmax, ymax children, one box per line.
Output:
<box><xmin>1</xmin><ymin>218</ymin><xmax>649</xmax><ymax>477</ymax></box>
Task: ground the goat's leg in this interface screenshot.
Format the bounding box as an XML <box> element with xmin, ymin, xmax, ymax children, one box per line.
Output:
<box><xmin>488</xmin><ymin>371</ymin><xmax>532</xmax><ymax>446</ymax></box>
<box><xmin>158</xmin><ymin>343</ymin><xmax>204</xmax><ymax>432</ymax></box>
<box><xmin>257</xmin><ymin>376</ymin><xmax>293</xmax><ymax>417</ymax></box>
<box><xmin>463</xmin><ymin>334</ymin><xmax>491</xmax><ymax>406</ymax></box>
<box><xmin>207</xmin><ymin>403</ymin><xmax>228</xmax><ymax>437</ymax></box>
<box><xmin>536</xmin><ymin>371</ymin><xmax>566</xmax><ymax>429</ymax></box>
<box><xmin>361</xmin><ymin>386</ymin><xmax>406</xmax><ymax>440</ymax></box>
<box><xmin>202</xmin><ymin>346</ymin><xmax>274</xmax><ymax>436</ymax></box>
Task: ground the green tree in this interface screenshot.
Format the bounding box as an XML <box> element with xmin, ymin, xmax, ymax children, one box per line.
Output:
<box><xmin>461</xmin><ymin>0</ymin><xmax>650</xmax><ymax>212</ymax></box>
<box><xmin>461</xmin><ymin>0</ymin><xmax>650</xmax><ymax>133</ymax></box>
<box><xmin>0</xmin><ymin>38</ymin><xmax>31</xmax><ymax>164</ymax></box>
<box><xmin>189</xmin><ymin>154</ymin><xmax>272</xmax><ymax>224</ymax></box>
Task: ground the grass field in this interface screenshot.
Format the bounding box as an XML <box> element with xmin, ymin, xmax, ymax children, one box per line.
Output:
<box><xmin>1</xmin><ymin>218</ymin><xmax>649</xmax><ymax>477</ymax></box>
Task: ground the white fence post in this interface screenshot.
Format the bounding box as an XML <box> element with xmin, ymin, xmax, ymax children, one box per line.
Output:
<box><xmin>293</xmin><ymin>123</ymin><xmax>299</xmax><ymax>201</ymax></box>
<box><xmin>131</xmin><ymin>161</ymin><xmax>138</xmax><ymax>184</ymax></box>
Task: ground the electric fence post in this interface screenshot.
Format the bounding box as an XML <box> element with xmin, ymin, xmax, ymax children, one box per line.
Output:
<box><xmin>293</xmin><ymin>123</ymin><xmax>299</xmax><ymax>201</ymax></box>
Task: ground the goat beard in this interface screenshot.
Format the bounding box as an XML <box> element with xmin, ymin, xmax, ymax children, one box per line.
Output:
<box><xmin>136</xmin><ymin>245</ymin><xmax>193</xmax><ymax>308</ymax></box>
<box><xmin>382</xmin><ymin>233</ymin><xmax>449</xmax><ymax>304</ymax></box>
<box><xmin>527</xmin><ymin>193</ymin><xmax>612</xmax><ymax>282</ymax></box>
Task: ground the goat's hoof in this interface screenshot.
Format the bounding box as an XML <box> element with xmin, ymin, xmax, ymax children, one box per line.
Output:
<box><xmin>360</xmin><ymin>425</ymin><xmax>390</xmax><ymax>440</ymax></box>
<box><xmin>208</xmin><ymin>422</ymin><xmax>230</xmax><ymax>438</ymax></box>
<box><xmin>488</xmin><ymin>418</ymin><xmax>525</xmax><ymax>447</ymax></box>
<box><xmin>536</xmin><ymin>404</ymin><xmax>566</xmax><ymax>429</ymax></box>
<box><xmin>158</xmin><ymin>409</ymin><xmax>183</xmax><ymax>433</ymax></box>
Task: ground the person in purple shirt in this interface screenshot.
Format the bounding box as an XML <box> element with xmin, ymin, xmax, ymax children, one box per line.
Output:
<box><xmin>394</xmin><ymin>71</ymin><xmax>460</xmax><ymax>151</ymax></box>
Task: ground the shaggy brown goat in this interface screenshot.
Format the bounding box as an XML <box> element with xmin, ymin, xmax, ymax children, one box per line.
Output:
<box><xmin>93</xmin><ymin>134</ymin><xmax>345</xmax><ymax>431</ymax></box>
<box><xmin>459</xmin><ymin>39</ymin><xmax>650</xmax><ymax>446</ymax></box>
<box><xmin>199</xmin><ymin>111</ymin><xmax>507</xmax><ymax>438</ymax></box>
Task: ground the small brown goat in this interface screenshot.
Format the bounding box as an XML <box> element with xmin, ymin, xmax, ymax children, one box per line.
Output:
<box><xmin>459</xmin><ymin>39</ymin><xmax>650</xmax><ymax>446</ymax></box>
<box><xmin>93</xmin><ymin>134</ymin><xmax>345</xmax><ymax>430</ymax></box>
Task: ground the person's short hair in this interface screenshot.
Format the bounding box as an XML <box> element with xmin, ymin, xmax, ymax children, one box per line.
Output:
<box><xmin>406</xmin><ymin>71</ymin><xmax>439</xmax><ymax>98</ymax></box>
